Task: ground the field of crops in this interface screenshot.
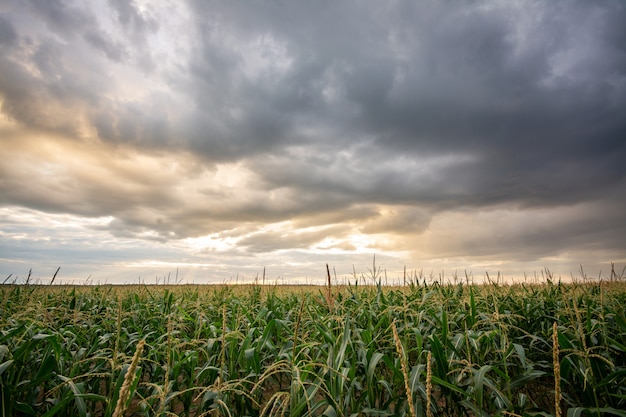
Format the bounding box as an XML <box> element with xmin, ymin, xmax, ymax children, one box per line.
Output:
<box><xmin>1</xmin><ymin>278</ymin><xmax>625</xmax><ymax>417</ymax></box>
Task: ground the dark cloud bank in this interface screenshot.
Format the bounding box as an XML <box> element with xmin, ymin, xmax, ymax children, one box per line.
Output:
<box><xmin>0</xmin><ymin>0</ymin><xmax>625</xmax><ymax>281</ymax></box>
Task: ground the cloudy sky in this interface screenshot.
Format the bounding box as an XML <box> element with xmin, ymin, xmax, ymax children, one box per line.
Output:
<box><xmin>1</xmin><ymin>0</ymin><xmax>625</xmax><ymax>285</ymax></box>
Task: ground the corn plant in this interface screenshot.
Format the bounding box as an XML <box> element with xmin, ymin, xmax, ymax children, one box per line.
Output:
<box><xmin>0</xmin><ymin>276</ymin><xmax>625</xmax><ymax>416</ymax></box>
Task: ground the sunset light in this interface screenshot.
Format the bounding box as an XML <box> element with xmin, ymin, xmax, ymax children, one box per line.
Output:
<box><xmin>1</xmin><ymin>1</ymin><xmax>625</xmax><ymax>284</ymax></box>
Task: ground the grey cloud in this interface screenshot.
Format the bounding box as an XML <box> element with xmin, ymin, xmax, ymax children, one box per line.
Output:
<box><xmin>24</xmin><ymin>0</ymin><xmax>95</xmax><ymax>39</ymax></box>
<box><xmin>419</xmin><ymin>196</ymin><xmax>626</xmax><ymax>263</ymax></box>
<box><xmin>292</xmin><ymin>206</ymin><xmax>380</xmax><ymax>229</ymax></box>
<box><xmin>0</xmin><ymin>168</ymin><xmax>176</xmax><ymax>228</ymax></box>
<box><xmin>0</xmin><ymin>0</ymin><xmax>169</xmax><ymax>143</ymax></box>
<box><xmin>108</xmin><ymin>0</ymin><xmax>158</xmax><ymax>34</ymax></box>
<box><xmin>0</xmin><ymin>0</ymin><xmax>625</xmax><ymax>267</ymax></box>
<box><xmin>182</xmin><ymin>2</ymin><xmax>378</xmax><ymax>159</ymax></box>
<box><xmin>360</xmin><ymin>207</ymin><xmax>432</xmax><ymax>235</ymax></box>
<box><xmin>83</xmin><ymin>29</ymin><xmax>127</xmax><ymax>62</ymax></box>
<box><xmin>0</xmin><ymin>14</ymin><xmax>17</xmax><ymax>46</ymax></box>
<box><xmin>251</xmin><ymin>148</ymin><xmax>479</xmax><ymax>211</ymax></box>
<box><xmin>181</xmin><ymin>0</ymin><xmax>626</xmax><ymax>203</ymax></box>
<box><xmin>107</xmin><ymin>0</ymin><xmax>160</xmax><ymax>71</ymax></box>
<box><xmin>92</xmin><ymin>99</ymin><xmax>173</xmax><ymax>146</ymax></box>
<box><xmin>0</xmin><ymin>52</ymin><xmax>83</xmax><ymax>137</ymax></box>
<box><xmin>0</xmin><ymin>10</ymin><xmax>106</xmax><ymax>136</ymax></box>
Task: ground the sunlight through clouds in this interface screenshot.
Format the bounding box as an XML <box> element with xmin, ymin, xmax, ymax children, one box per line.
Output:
<box><xmin>1</xmin><ymin>0</ymin><xmax>625</xmax><ymax>283</ymax></box>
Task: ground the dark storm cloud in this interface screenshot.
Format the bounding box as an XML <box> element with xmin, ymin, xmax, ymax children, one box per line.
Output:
<box><xmin>179</xmin><ymin>0</ymin><xmax>626</xmax><ymax>211</ymax></box>
<box><xmin>1</xmin><ymin>0</ymin><xmax>625</xmax><ymax>272</ymax></box>
<box><xmin>0</xmin><ymin>14</ymin><xmax>18</xmax><ymax>46</ymax></box>
<box><xmin>418</xmin><ymin>194</ymin><xmax>626</xmax><ymax>264</ymax></box>
<box><xmin>24</xmin><ymin>0</ymin><xmax>95</xmax><ymax>38</ymax></box>
<box><xmin>83</xmin><ymin>29</ymin><xmax>127</xmax><ymax>62</ymax></box>
<box><xmin>360</xmin><ymin>206</ymin><xmax>431</xmax><ymax>236</ymax></box>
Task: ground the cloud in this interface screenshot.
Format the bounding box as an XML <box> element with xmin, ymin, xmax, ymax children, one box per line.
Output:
<box><xmin>360</xmin><ymin>206</ymin><xmax>431</xmax><ymax>235</ymax></box>
<box><xmin>238</xmin><ymin>224</ymin><xmax>351</xmax><ymax>253</ymax></box>
<box><xmin>0</xmin><ymin>14</ymin><xmax>18</xmax><ymax>46</ymax></box>
<box><xmin>1</xmin><ymin>0</ymin><xmax>625</xmax><ymax>282</ymax></box>
<box><xmin>179</xmin><ymin>0</ymin><xmax>626</xmax><ymax>210</ymax></box>
<box><xmin>83</xmin><ymin>29</ymin><xmax>128</xmax><ymax>62</ymax></box>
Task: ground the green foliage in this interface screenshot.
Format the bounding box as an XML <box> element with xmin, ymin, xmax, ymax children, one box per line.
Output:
<box><xmin>0</xmin><ymin>280</ymin><xmax>624</xmax><ymax>416</ymax></box>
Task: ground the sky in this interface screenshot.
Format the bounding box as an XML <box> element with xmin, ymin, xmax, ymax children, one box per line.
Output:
<box><xmin>1</xmin><ymin>0</ymin><xmax>625</xmax><ymax>285</ymax></box>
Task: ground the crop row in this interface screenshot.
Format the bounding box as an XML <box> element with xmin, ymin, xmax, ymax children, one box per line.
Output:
<box><xmin>1</xmin><ymin>280</ymin><xmax>625</xmax><ymax>416</ymax></box>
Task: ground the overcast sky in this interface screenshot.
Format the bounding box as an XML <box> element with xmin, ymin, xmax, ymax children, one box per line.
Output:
<box><xmin>1</xmin><ymin>0</ymin><xmax>625</xmax><ymax>284</ymax></box>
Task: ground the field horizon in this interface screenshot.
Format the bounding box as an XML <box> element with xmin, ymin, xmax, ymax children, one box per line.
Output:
<box><xmin>4</xmin><ymin>260</ymin><xmax>625</xmax><ymax>287</ymax></box>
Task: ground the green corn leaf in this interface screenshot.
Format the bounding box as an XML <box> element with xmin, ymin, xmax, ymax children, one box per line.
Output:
<box><xmin>459</xmin><ymin>399</ymin><xmax>490</xmax><ymax>417</ymax></box>
<box><xmin>57</xmin><ymin>375</ymin><xmax>87</xmax><ymax>417</ymax></box>
<box><xmin>430</xmin><ymin>375</ymin><xmax>467</xmax><ymax>397</ymax></box>
<box><xmin>34</xmin><ymin>353</ymin><xmax>57</xmax><ymax>385</ymax></box>
<box><xmin>322</xmin><ymin>404</ymin><xmax>337</xmax><ymax>417</ymax></box>
<box><xmin>607</xmin><ymin>336</ymin><xmax>626</xmax><ymax>353</ymax></box>
<box><xmin>568</xmin><ymin>407</ymin><xmax>626</xmax><ymax>417</ymax></box>
<box><xmin>512</xmin><ymin>343</ymin><xmax>527</xmax><ymax>368</ymax></box>
<box><xmin>0</xmin><ymin>325</ymin><xmax>26</xmax><ymax>345</ymax></box>
<box><xmin>429</xmin><ymin>334</ymin><xmax>449</xmax><ymax>377</ymax></box>
<box><xmin>481</xmin><ymin>372</ymin><xmax>512</xmax><ymax>409</ymax></box>
<box><xmin>105</xmin><ymin>364</ymin><xmax>130</xmax><ymax>417</ymax></box>
<box><xmin>360</xmin><ymin>408</ymin><xmax>394</xmax><ymax>416</ymax></box>
<box><xmin>508</xmin><ymin>369</ymin><xmax>546</xmax><ymax>390</ymax></box>
<box><xmin>13</xmin><ymin>401</ymin><xmax>37</xmax><ymax>416</ymax></box>
<box><xmin>333</xmin><ymin>316</ymin><xmax>352</xmax><ymax>369</ymax></box>
<box><xmin>366</xmin><ymin>352</ymin><xmax>385</xmax><ymax>384</ymax></box>
<box><xmin>441</xmin><ymin>308</ymin><xmax>448</xmax><ymax>342</ymax></box>
<box><xmin>469</xmin><ymin>286</ymin><xmax>477</xmax><ymax>327</ymax></box>
<box><xmin>472</xmin><ymin>364</ymin><xmax>491</xmax><ymax>410</ymax></box>
<box><xmin>0</xmin><ymin>360</ymin><xmax>13</xmax><ymax>377</ymax></box>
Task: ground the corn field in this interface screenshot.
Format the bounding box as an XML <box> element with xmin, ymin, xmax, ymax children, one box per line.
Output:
<box><xmin>1</xmin><ymin>278</ymin><xmax>625</xmax><ymax>416</ymax></box>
